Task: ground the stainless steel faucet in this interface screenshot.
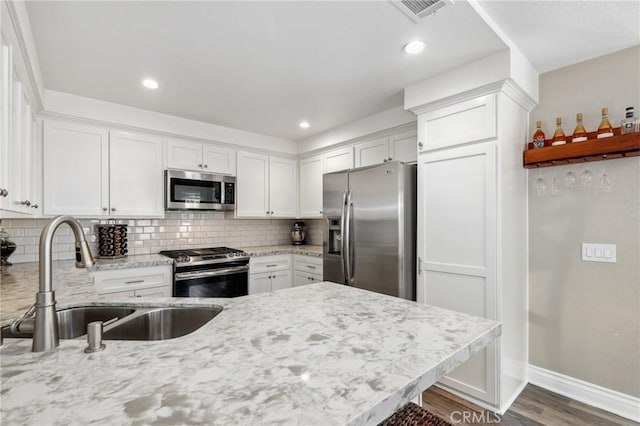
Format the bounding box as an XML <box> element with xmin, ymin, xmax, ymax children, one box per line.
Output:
<box><xmin>30</xmin><ymin>215</ymin><xmax>95</xmax><ymax>352</ymax></box>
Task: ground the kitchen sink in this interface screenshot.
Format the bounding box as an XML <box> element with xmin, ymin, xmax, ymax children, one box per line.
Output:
<box><xmin>102</xmin><ymin>307</ymin><xmax>222</xmax><ymax>341</ymax></box>
<box><xmin>2</xmin><ymin>306</ymin><xmax>136</xmax><ymax>339</ymax></box>
<box><xmin>2</xmin><ymin>305</ymin><xmax>222</xmax><ymax>341</ymax></box>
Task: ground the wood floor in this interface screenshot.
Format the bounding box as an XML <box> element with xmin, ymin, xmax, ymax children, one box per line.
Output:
<box><xmin>421</xmin><ymin>385</ymin><xmax>638</xmax><ymax>426</ymax></box>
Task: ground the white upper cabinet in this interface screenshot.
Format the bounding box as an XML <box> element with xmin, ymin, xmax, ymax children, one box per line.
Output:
<box><xmin>236</xmin><ymin>151</ymin><xmax>269</xmax><ymax>217</ymax></box>
<box><xmin>389</xmin><ymin>129</ymin><xmax>418</xmax><ymax>163</ymax></box>
<box><xmin>323</xmin><ymin>147</ymin><xmax>353</xmax><ymax>173</ymax></box>
<box><xmin>43</xmin><ymin>121</ymin><xmax>163</xmax><ymax>217</ymax></box>
<box><xmin>354</xmin><ymin>129</ymin><xmax>417</xmax><ymax>168</ymax></box>
<box><xmin>298</xmin><ymin>155</ymin><xmax>323</xmax><ymax>218</ymax></box>
<box><xmin>269</xmin><ymin>156</ymin><xmax>297</xmax><ymax>218</ymax></box>
<box><xmin>167</xmin><ymin>138</ymin><xmax>236</xmax><ymax>175</ymax></box>
<box><xmin>354</xmin><ymin>137</ymin><xmax>389</xmax><ymax>167</ymax></box>
<box><xmin>236</xmin><ymin>152</ymin><xmax>297</xmax><ymax>218</ymax></box>
<box><xmin>109</xmin><ymin>131</ymin><xmax>163</xmax><ymax>217</ymax></box>
<box><xmin>43</xmin><ymin>121</ymin><xmax>109</xmax><ymax>217</ymax></box>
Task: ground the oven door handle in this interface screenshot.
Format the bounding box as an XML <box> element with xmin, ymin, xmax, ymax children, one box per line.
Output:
<box><xmin>175</xmin><ymin>265</ymin><xmax>249</xmax><ymax>281</ymax></box>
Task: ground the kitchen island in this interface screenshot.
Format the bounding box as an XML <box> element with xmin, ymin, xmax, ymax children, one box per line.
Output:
<box><xmin>0</xmin><ymin>282</ymin><xmax>500</xmax><ymax>425</ymax></box>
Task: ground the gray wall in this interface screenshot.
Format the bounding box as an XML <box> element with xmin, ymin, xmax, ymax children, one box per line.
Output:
<box><xmin>528</xmin><ymin>46</ymin><xmax>640</xmax><ymax>397</ymax></box>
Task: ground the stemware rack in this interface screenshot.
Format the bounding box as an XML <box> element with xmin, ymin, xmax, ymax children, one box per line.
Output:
<box><xmin>523</xmin><ymin>128</ymin><xmax>640</xmax><ymax>168</ymax></box>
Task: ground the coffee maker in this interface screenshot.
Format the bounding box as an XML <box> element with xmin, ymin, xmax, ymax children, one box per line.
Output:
<box><xmin>290</xmin><ymin>221</ymin><xmax>306</xmax><ymax>245</ymax></box>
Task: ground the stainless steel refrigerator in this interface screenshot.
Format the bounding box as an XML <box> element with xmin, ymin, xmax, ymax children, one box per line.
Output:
<box><xmin>323</xmin><ymin>161</ymin><xmax>416</xmax><ymax>300</ymax></box>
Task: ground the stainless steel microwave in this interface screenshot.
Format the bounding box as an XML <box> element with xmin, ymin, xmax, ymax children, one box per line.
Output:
<box><xmin>165</xmin><ymin>169</ymin><xmax>235</xmax><ymax>211</ymax></box>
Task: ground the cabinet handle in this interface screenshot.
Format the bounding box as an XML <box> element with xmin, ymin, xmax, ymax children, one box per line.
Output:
<box><xmin>125</xmin><ymin>279</ymin><xmax>144</xmax><ymax>284</ymax></box>
<box><xmin>266</xmin><ymin>211</ymin><xmax>270</xmax><ymax>216</ymax></box>
<box><xmin>266</xmin><ymin>264</ymin><xmax>277</xmax><ymax>268</ymax></box>
<box><xmin>270</xmin><ymin>211</ymin><xmax>274</xmax><ymax>215</ymax></box>
<box><xmin>418</xmin><ymin>257</ymin><xmax>422</xmax><ymax>275</ymax></box>
<box><xmin>20</xmin><ymin>200</ymin><xmax>31</xmax><ymax>206</ymax></box>
<box><xmin>418</xmin><ymin>141</ymin><xmax>423</xmax><ymax>148</ymax></box>
<box><xmin>198</xmin><ymin>163</ymin><xmax>203</xmax><ymax>168</ymax></box>
<box><xmin>306</xmin><ymin>265</ymin><xmax>316</xmax><ymax>269</ymax></box>
<box><xmin>111</xmin><ymin>208</ymin><xmax>116</xmax><ymax>212</ymax></box>
<box><xmin>204</xmin><ymin>164</ymin><xmax>208</xmax><ymax>168</ymax></box>
<box><xmin>136</xmin><ymin>295</ymin><xmax>142</xmax><ymax>298</ymax></box>
<box><xmin>0</xmin><ymin>188</ymin><xmax>7</xmax><ymax>197</ymax></box>
<box><xmin>388</xmin><ymin>157</ymin><xmax>392</xmax><ymax>161</ymax></box>
<box><xmin>102</xmin><ymin>207</ymin><xmax>108</xmax><ymax>212</ymax></box>
<box><xmin>383</xmin><ymin>158</ymin><xmax>387</xmax><ymax>162</ymax></box>
<box><xmin>31</xmin><ymin>204</ymin><xmax>38</xmax><ymax>209</ymax></box>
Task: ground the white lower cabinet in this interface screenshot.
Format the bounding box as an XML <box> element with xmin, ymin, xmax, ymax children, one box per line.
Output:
<box><xmin>293</xmin><ymin>254</ymin><xmax>323</xmax><ymax>286</ymax></box>
<box><xmin>249</xmin><ymin>254</ymin><xmax>322</xmax><ymax>294</ymax></box>
<box><xmin>249</xmin><ymin>254</ymin><xmax>292</xmax><ymax>294</ymax></box>
<box><xmin>92</xmin><ymin>265</ymin><xmax>172</xmax><ymax>298</ymax></box>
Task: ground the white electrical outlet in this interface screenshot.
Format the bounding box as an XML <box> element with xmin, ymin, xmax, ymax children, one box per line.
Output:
<box><xmin>582</xmin><ymin>243</ymin><xmax>616</xmax><ymax>263</ymax></box>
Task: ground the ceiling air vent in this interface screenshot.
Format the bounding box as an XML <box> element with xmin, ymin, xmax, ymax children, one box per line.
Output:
<box><xmin>393</xmin><ymin>0</ymin><xmax>453</xmax><ymax>22</ymax></box>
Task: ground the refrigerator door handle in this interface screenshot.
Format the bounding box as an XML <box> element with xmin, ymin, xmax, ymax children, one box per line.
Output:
<box><xmin>340</xmin><ymin>190</ymin><xmax>349</xmax><ymax>284</ymax></box>
<box><xmin>344</xmin><ymin>190</ymin><xmax>353</xmax><ymax>285</ymax></box>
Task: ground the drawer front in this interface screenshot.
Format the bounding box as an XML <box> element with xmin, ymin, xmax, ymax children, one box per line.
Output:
<box><xmin>93</xmin><ymin>265</ymin><xmax>172</xmax><ymax>295</ymax></box>
<box><xmin>134</xmin><ymin>286</ymin><xmax>171</xmax><ymax>298</ymax></box>
<box><xmin>293</xmin><ymin>254</ymin><xmax>323</xmax><ymax>274</ymax></box>
<box><xmin>250</xmin><ymin>254</ymin><xmax>292</xmax><ymax>273</ymax></box>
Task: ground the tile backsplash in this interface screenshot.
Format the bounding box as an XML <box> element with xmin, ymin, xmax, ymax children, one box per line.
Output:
<box><xmin>1</xmin><ymin>213</ymin><xmax>323</xmax><ymax>264</ymax></box>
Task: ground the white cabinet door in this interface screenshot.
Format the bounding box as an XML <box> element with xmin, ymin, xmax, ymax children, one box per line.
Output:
<box><xmin>203</xmin><ymin>144</ymin><xmax>236</xmax><ymax>175</ymax></box>
<box><xmin>167</xmin><ymin>138</ymin><xmax>202</xmax><ymax>171</ymax></box>
<box><xmin>249</xmin><ymin>272</ymin><xmax>271</xmax><ymax>294</ymax></box>
<box><xmin>236</xmin><ymin>152</ymin><xmax>269</xmax><ymax>218</ymax></box>
<box><xmin>323</xmin><ymin>147</ymin><xmax>353</xmax><ymax>173</ymax></box>
<box><xmin>299</xmin><ymin>155</ymin><xmax>323</xmax><ymax>218</ymax></box>
<box><xmin>417</xmin><ymin>142</ymin><xmax>497</xmax><ymax>405</ymax></box>
<box><xmin>43</xmin><ymin>121</ymin><xmax>109</xmax><ymax>216</ymax></box>
<box><xmin>269</xmin><ymin>156</ymin><xmax>297</xmax><ymax>218</ymax></box>
<box><xmin>389</xmin><ymin>129</ymin><xmax>417</xmax><ymax>163</ymax></box>
<box><xmin>110</xmin><ymin>131</ymin><xmax>163</xmax><ymax>217</ymax></box>
<box><xmin>270</xmin><ymin>269</ymin><xmax>292</xmax><ymax>291</ymax></box>
<box><xmin>293</xmin><ymin>271</ymin><xmax>323</xmax><ymax>287</ymax></box>
<box><xmin>0</xmin><ymin>44</ymin><xmax>10</xmax><ymax>212</ymax></box>
<box><xmin>354</xmin><ymin>137</ymin><xmax>389</xmax><ymax>167</ymax></box>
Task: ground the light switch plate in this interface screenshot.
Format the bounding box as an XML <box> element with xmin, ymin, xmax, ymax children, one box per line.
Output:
<box><xmin>582</xmin><ymin>243</ymin><xmax>616</xmax><ymax>263</ymax></box>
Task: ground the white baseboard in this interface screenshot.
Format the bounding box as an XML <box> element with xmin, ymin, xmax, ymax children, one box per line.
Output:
<box><xmin>528</xmin><ymin>364</ymin><xmax>640</xmax><ymax>423</ymax></box>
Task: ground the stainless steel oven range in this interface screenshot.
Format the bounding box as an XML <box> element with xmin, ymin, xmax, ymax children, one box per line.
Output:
<box><xmin>159</xmin><ymin>247</ymin><xmax>249</xmax><ymax>297</ymax></box>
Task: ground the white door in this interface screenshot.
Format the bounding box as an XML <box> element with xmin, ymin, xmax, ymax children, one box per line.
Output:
<box><xmin>167</xmin><ymin>138</ymin><xmax>202</xmax><ymax>171</ymax></box>
<box><xmin>0</xmin><ymin>44</ymin><xmax>9</xmax><ymax>212</ymax></box>
<box><xmin>271</xmin><ymin>270</ymin><xmax>292</xmax><ymax>291</ymax></box>
<box><xmin>299</xmin><ymin>155</ymin><xmax>323</xmax><ymax>218</ymax></box>
<box><xmin>203</xmin><ymin>144</ymin><xmax>236</xmax><ymax>175</ymax></box>
<box><xmin>43</xmin><ymin>121</ymin><xmax>109</xmax><ymax>216</ymax></box>
<box><xmin>109</xmin><ymin>131</ymin><xmax>163</xmax><ymax>217</ymax></box>
<box><xmin>417</xmin><ymin>142</ymin><xmax>497</xmax><ymax>404</ymax></box>
<box><xmin>354</xmin><ymin>137</ymin><xmax>389</xmax><ymax>167</ymax></box>
<box><xmin>249</xmin><ymin>272</ymin><xmax>271</xmax><ymax>294</ymax></box>
<box><xmin>389</xmin><ymin>129</ymin><xmax>417</xmax><ymax>163</ymax></box>
<box><xmin>269</xmin><ymin>156</ymin><xmax>297</xmax><ymax>218</ymax></box>
<box><xmin>236</xmin><ymin>151</ymin><xmax>269</xmax><ymax>218</ymax></box>
<box><xmin>323</xmin><ymin>147</ymin><xmax>353</xmax><ymax>173</ymax></box>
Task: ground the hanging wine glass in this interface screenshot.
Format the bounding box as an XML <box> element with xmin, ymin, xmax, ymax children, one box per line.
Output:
<box><xmin>599</xmin><ymin>173</ymin><xmax>611</xmax><ymax>193</ymax></box>
<box><xmin>563</xmin><ymin>171</ymin><xmax>576</xmax><ymax>188</ymax></box>
<box><xmin>580</xmin><ymin>169</ymin><xmax>592</xmax><ymax>187</ymax></box>
<box><xmin>550</xmin><ymin>176</ymin><xmax>561</xmax><ymax>196</ymax></box>
<box><xmin>535</xmin><ymin>177</ymin><xmax>547</xmax><ymax>198</ymax></box>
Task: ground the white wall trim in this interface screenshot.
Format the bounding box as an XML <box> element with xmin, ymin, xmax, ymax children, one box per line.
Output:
<box><xmin>528</xmin><ymin>364</ymin><xmax>640</xmax><ymax>423</ymax></box>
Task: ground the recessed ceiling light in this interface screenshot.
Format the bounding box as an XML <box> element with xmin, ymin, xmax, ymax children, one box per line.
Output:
<box><xmin>142</xmin><ymin>78</ymin><xmax>159</xmax><ymax>89</ymax></box>
<box><xmin>403</xmin><ymin>40</ymin><xmax>426</xmax><ymax>55</ymax></box>
<box><xmin>299</xmin><ymin>121</ymin><xmax>310</xmax><ymax>129</ymax></box>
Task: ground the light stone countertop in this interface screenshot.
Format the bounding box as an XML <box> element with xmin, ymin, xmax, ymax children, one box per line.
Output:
<box><xmin>0</xmin><ymin>282</ymin><xmax>500</xmax><ymax>426</ymax></box>
<box><xmin>242</xmin><ymin>244</ymin><xmax>323</xmax><ymax>257</ymax></box>
<box><xmin>87</xmin><ymin>254</ymin><xmax>174</xmax><ymax>272</ymax></box>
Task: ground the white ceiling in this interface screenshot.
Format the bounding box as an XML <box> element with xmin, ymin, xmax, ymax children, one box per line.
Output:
<box><xmin>478</xmin><ymin>0</ymin><xmax>640</xmax><ymax>73</ymax></box>
<box><xmin>25</xmin><ymin>1</ymin><xmax>506</xmax><ymax>141</ymax></box>
<box><xmin>25</xmin><ymin>1</ymin><xmax>640</xmax><ymax>142</ymax></box>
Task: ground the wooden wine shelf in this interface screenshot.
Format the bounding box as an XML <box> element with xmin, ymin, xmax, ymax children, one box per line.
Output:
<box><xmin>523</xmin><ymin>128</ymin><xmax>640</xmax><ymax>168</ymax></box>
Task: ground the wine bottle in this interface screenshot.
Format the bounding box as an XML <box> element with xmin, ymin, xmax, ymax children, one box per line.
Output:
<box><xmin>571</xmin><ymin>113</ymin><xmax>588</xmax><ymax>143</ymax></box>
<box><xmin>621</xmin><ymin>107</ymin><xmax>639</xmax><ymax>134</ymax></box>
<box><xmin>551</xmin><ymin>117</ymin><xmax>566</xmax><ymax>146</ymax></box>
<box><xmin>531</xmin><ymin>121</ymin><xmax>546</xmax><ymax>148</ymax></box>
<box><xmin>597</xmin><ymin>107</ymin><xmax>614</xmax><ymax>138</ymax></box>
